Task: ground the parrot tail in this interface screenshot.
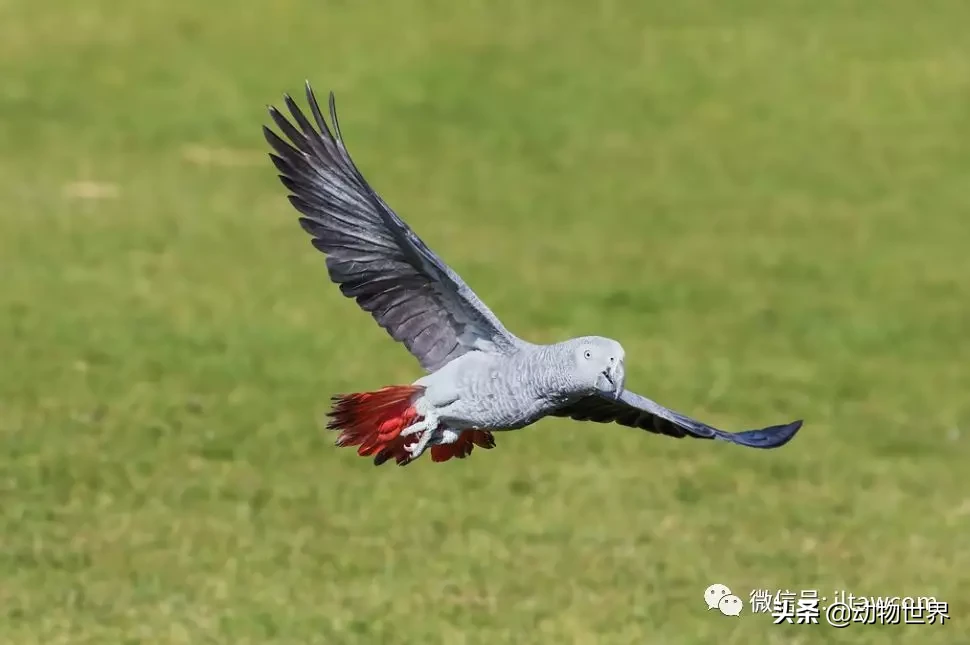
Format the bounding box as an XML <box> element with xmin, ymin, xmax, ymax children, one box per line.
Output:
<box><xmin>326</xmin><ymin>385</ymin><xmax>425</xmax><ymax>465</ymax></box>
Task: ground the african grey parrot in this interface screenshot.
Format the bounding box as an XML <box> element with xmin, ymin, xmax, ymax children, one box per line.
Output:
<box><xmin>262</xmin><ymin>83</ymin><xmax>803</xmax><ymax>466</ymax></box>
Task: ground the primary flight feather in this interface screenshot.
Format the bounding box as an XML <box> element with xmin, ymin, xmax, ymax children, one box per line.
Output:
<box><xmin>263</xmin><ymin>83</ymin><xmax>803</xmax><ymax>466</ymax></box>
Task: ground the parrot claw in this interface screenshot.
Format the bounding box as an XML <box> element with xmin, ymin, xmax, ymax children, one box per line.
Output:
<box><xmin>400</xmin><ymin>412</ymin><xmax>440</xmax><ymax>463</ymax></box>
<box><xmin>400</xmin><ymin>420</ymin><xmax>431</xmax><ymax>437</ymax></box>
<box><xmin>404</xmin><ymin>428</ymin><xmax>435</xmax><ymax>461</ymax></box>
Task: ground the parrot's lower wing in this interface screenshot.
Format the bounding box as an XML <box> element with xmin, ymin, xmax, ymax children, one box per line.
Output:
<box><xmin>551</xmin><ymin>390</ymin><xmax>802</xmax><ymax>448</ymax></box>
<box><xmin>263</xmin><ymin>83</ymin><xmax>522</xmax><ymax>372</ymax></box>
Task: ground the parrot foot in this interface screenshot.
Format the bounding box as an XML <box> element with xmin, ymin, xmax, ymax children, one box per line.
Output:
<box><xmin>404</xmin><ymin>428</ymin><xmax>434</xmax><ymax>460</ymax></box>
<box><xmin>434</xmin><ymin>428</ymin><xmax>461</xmax><ymax>445</ymax></box>
<box><xmin>400</xmin><ymin>413</ymin><xmax>440</xmax><ymax>462</ymax></box>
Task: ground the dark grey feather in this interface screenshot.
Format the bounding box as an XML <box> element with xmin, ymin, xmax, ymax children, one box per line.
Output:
<box><xmin>264</xmin><ymin>82</ymin><xmax>522</xmax><ymax>372</ymax></box>
<box><xmin>552</xmin><ymin>390</ymin><xmax>802</xmax><ymax>448</ymax></box>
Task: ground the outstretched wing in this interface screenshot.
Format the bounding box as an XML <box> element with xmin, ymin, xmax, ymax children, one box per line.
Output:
<box><xmin>551</xmin><ymin>390</ymin><xmax>802</xmax><ymax>448</ymax></box>
<box><xmin>264</xmin><ymin>83</ymin><xmax>522</xmax><ymax>372</ymax></box>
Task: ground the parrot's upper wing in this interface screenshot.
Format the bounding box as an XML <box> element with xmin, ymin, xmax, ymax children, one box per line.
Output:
<box><xmin>264</xmin><ymin>84</ymin><xmax>523</xmax><ymax>372</ymax></box>
<box><xmin>550</xmin><ymin>390</ymin><xmax>802</xmax><ymax>448</ymax></box>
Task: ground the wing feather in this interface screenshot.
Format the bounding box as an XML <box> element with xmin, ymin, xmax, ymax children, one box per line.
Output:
<box><xmin>264</xmin><ymin>83</ymin><xmax>522</xmax><ymax>371</ymax></box>
<box><xmin>551</xmin><ymin>390</ymin><xmax>802</xmax><ymax>448</ymax></box>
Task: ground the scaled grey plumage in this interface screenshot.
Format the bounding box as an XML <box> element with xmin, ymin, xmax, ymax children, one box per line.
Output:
<box><xmin>263</xmin><ymin>83</ymin><xmax>802</xmax><ymax>465</ymax></box>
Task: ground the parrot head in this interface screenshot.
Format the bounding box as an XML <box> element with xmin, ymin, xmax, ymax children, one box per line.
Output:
<box><xmin>566</xmin><ymin>336</ymin><xmax>626</xmax><ymax>399</ymax></box>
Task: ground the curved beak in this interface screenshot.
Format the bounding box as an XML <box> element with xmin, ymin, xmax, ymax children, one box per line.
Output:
<box><xmin>611</xmin><ymin>360</ymin><xmax>626</xmax><ymax>399</ymax></box>
<box><xmin>601</xmin><ymin>361</ymin><xmax>626</xmax><ymax>399</ymax></box>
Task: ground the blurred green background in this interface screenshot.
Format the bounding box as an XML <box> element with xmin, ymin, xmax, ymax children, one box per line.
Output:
<box><xmin>2</xmin><ymin>1</ymin><xmax>969</xmax><ymax>643</ymax></box>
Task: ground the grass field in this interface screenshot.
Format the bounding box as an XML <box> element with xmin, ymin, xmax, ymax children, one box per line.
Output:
<box><xmin>2</xmin><ymin>1</ymin><xmax>970</xmax><ymax>643</ymax></box>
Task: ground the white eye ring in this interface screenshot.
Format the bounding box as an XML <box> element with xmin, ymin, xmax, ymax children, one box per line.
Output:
<box><xmin>583</xmin><ymin>350</ymin><xmax>592</xmax><ymax>360</ymax></box>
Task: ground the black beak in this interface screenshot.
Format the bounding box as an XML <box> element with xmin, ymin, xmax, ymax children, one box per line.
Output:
<box><xmin>601</xmin><ymin>368</ymin><xmax>614</xmax><ymax>387</ymax></box>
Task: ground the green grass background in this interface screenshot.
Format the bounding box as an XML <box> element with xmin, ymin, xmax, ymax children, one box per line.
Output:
<box><xmin>2</xmin><ymin>1</ymin><xmax>969</xmax><ymax>643</ymax></box>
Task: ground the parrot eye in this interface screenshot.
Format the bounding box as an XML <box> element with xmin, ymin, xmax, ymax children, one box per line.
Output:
<box><xmin>583</xmin><ymin>350</ymin><xmax>592</xmax><ymax>360</ymax></box>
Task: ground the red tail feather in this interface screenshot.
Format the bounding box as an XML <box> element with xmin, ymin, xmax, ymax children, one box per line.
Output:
<box><xmin>327</xmin><ymin>385</ymin><xmax>424</xmax><ymax>466</ymax></box>
<box><xmin>327</xmin><ymin>385</ymin><xmax>497</xmax><ymax>466</ymax></box>
<box><xmin>430</xmin><ymin>429</ymin><xmax>496</xmax><ymax>462</ymax></box>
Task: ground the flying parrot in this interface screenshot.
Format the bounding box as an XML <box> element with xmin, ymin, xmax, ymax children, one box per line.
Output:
<box><xmin>262</xmin><ymin>83</ymin><xmax>803</xmax><ymax>466</ymax></box>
